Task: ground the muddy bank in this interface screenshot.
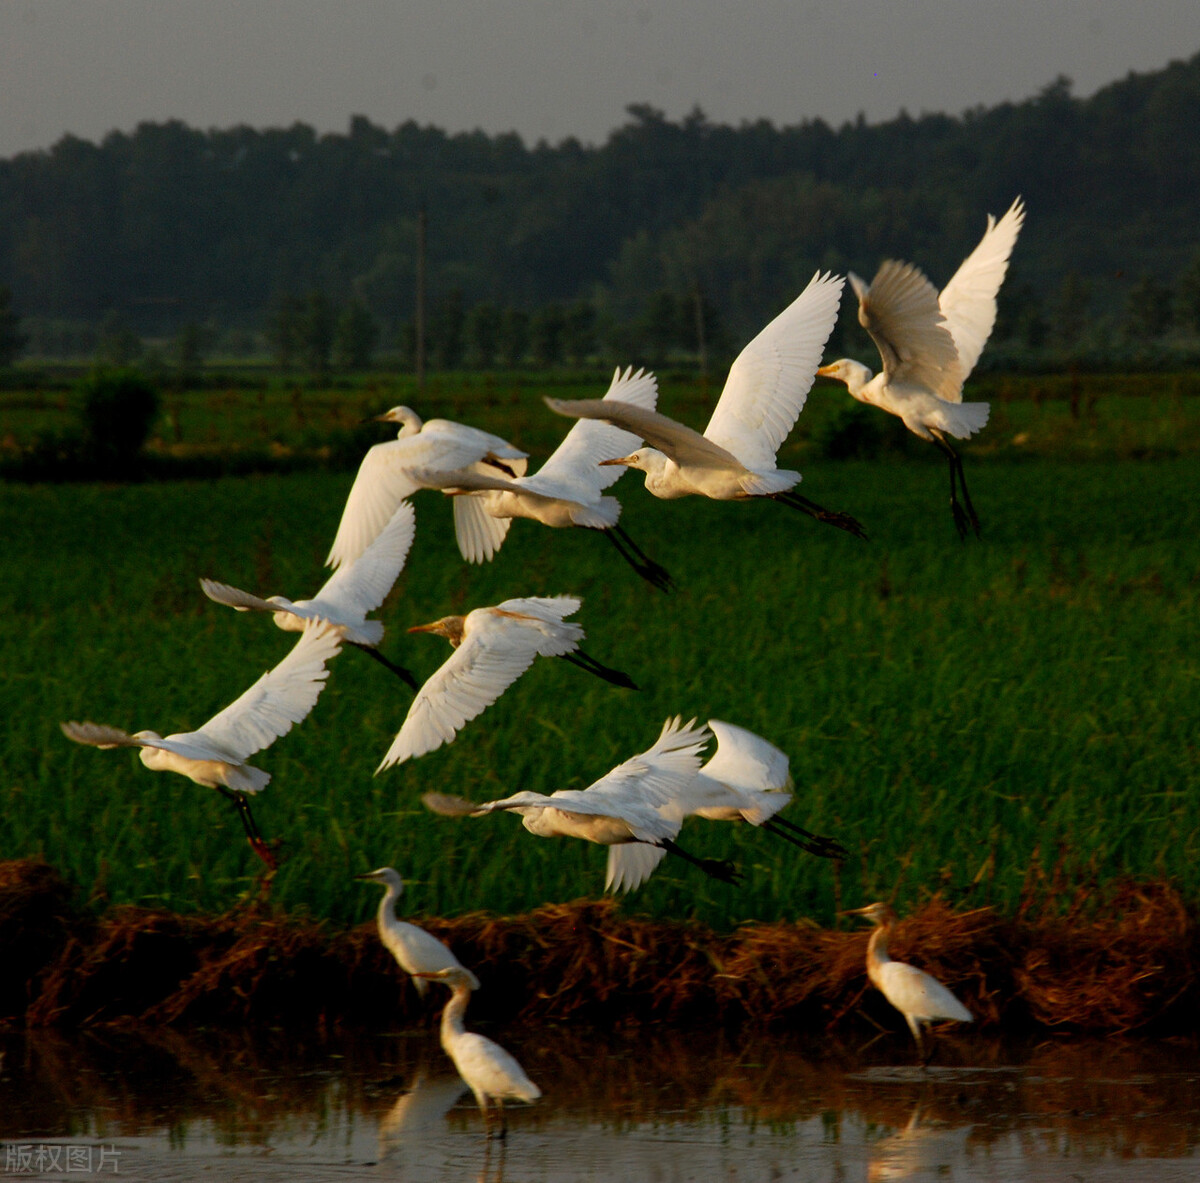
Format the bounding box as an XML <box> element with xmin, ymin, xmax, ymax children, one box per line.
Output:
<box><xmin>2</xmin><ymin>859</ymin><xmax>1198</xmax><ymax>1034</ymax></box>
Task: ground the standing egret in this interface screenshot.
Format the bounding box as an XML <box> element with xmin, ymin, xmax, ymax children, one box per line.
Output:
<box><xmin>414</xmin><ymin>367</ymin><xmax>673</xmax><ymax>592</ymax></box>
<box><xmin>201</xmin><ymin>501</ymin><xmax>418</xmax><ymax>688</ymax></box>
<box><xmin>327</xmin><ymin>406</ymin><xmax>527</xmax><ymax>570</ymax></box>
<box><xmin>355</xmin><ymin>866</ymin><xmax>480</xmax><ymax>996</ymax></box>
<box><xmin>817</xmin><ymin>198</ymin><xmax>1025</xmax><ymax>538</ymax></box>
<box><xmin>415</xmin><ymin>965</ymin><xmax>541</xmax><ymax>1138</ymax></box>
<box><xmin>61</xmin><ymin>622</ymin><xmax>343</xmax><ymax>868</ymax></box>
<box><xmin>423</xmin><ymin>717</ymin><xmax>742</xmax><ymax>887</ymax></box>
<box><xmin>844</xmin><ymin>902</ymin><xmax>973</xmax><ymax>1062</ymax></box>
<box><xmin>544</xmin><ymin>273</ymin><xmax>865</xmax><ymax>539</ymax></box>
<box><xmin>604</xmin><ymin>719</ymin><xmax>846</xmax><ymax>893</ymax></box>
<box><xmin>378</xmin><ymin>595</ymin><xmax>635</xmax><ymax>770</ymax></box>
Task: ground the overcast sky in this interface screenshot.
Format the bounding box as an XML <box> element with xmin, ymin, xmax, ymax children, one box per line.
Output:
<box><xmin>1</xmin><ymin>1</ymin><xmax>1197</xmax><ymax>158</ymax></box>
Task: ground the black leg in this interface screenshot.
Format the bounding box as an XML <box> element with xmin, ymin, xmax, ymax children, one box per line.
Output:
<box><xmin>602</xmin><ymin>525</ymin><xmax>674</xmax><ymax>593</ymax></box>
<box><xmin>559</xmin><ymin>648</ymin><xmax>638</xmax><ymax>690</ymax></box>
<box><xmin>216</xmin><ymin>785</ymin><xmax>278</xmax><ymax>870</ymax></box>
<box><xmin>659</xmin><ymin>837</ymin><xmax>742</xmax><ymax>885</ymax></box>
<box><xmin>930</xmin><ymin>433</ymin><xmax>977</xmax><ymax>540</ymax></box>
<box><xmin>351</xmin><ymin>641</ymin><xmax>419</xmax><ymax>690</ymax></box>
<box><xmin>769</xmin><ymin>491</ymin><xmax>868</xmax><ymax>540</ymax></box>
<box><xmin>760</xmin><ymin>815</ymin><xmax>847</xmax><ymax>860</ymax></box>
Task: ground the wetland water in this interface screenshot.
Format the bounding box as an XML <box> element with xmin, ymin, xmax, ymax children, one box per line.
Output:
<box><xmin>2</xmin><ymin>1027</ymin><xmax>1198</xmax><ymax>1182</ymax></box>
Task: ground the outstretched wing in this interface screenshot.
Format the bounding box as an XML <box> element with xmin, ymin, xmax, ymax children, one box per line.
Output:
<box><xmin>199</xmin><ymin>580</ymin><xmax>283</xmax><ymax>616</ymax></box>
<box><xmin>704</xmin><ymin>271</ymin><xmax>844</xmax><ymax>470</ymax></box>
<box><xmin>535</xmin><ymin>367</ymin><xmax>658</xmax><ymax>497</ymax></box>
<box><xmin>60</xmin><ymin>721</ymin><xmax>145</xmax><ymax>750</ymax></box>
<box><xmin>544</xmin><ymin>396</ymin><xmax>740</xmax><ymax>472</ymax></box>
<box><xmin>605</xmin><ymin>843</ymin><xmax>668</xmax><ymax>893</ymax></box>
<box><xmin>378</xmin><ymin>606</ymin><xmax>577</xmax><ymax>769</ymax></box>
<box><xmin>853</xmin><ymin>262</ymin><xmax>961</xmax><ymax>401</ymax></box>
<box><xmin>311</xmin><ymin>500</ymin><xmax>416</xmax><ymax>620</ymax></box>
<box><xmin>183</xmin><ymin>622</ymin><xmax>343</xmax><ymax>761</ymax></box>
<box><xmin>585</xmin><ymin>716</ymin><xmax>711</xmax><ymax>810</ymax></box>
<box><xmin>938</xmin><ymin>197</ymin><xmax>1026</xmax><ymax>394</ymax></box>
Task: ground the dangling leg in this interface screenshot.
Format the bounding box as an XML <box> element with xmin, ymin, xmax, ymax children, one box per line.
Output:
<box><xmin>659</xmin><ymin>838</ymin><xmax>742</xmax><ymax>885</ymax></box>
<box><xmin>601</xmin><ymin>525</ymin><xmax>674</xmax><ymax>593</ymax></box>
<box><xmin>929</xmin><ymin>432</ymin><xmax>978</xmax><ymax>540</ymax></box>
<box><xmin>760</xmin><ymin>815</ymin><xmax>847</xmax><ymax>859</ymax></box>
<box><xmin>216</xmin><ymin>785</ymin><xmax>278</xmax><ymax>871</ymax></box>
<box><xmin>558</xmin><ymin>648</ymin><xmax>638</xmax><ymax>690</ymax></box>
<box><xmin>351</xmin><ymin>641</ymin><xmax>419</xmax><ymax>690</ymax></box>
<box><xmin>770</xmin><ymin>491</ymin><xmax>868</xmax><ymax>540</ymax></box>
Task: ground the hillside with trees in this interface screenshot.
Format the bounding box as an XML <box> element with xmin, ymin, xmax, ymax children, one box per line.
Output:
<box><xmin>1</xmin><ymin>51</ymin><xmax>1199</xmax><ymax>368</ymax></box>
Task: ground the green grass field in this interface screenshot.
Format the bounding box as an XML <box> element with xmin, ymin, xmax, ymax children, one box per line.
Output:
<box><xmin>2</xmin><ymin>381</ymin><xmax>1198</xmax><ymax>931</ymax></box>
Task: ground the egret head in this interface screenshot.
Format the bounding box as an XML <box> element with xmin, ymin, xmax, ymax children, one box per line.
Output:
<box><xmin>816</xmin><ymin>359</ymin><xmax>873</xmax><ymax>400</ymax></box>
<box><xmin>842</xmin><ymin>901</ymin><xmax>897</xmax><ymax>928</ymax></box>
<box><xmin>354</xmin><ymin>866</ymin><xmax>405</xmax><ymax>893</ymax></box>
<box><xmin>599</xmin><ymin>447</ymin><xmax>667</xmax><ymax>477</ymax></box>
<box><xmin>407</xmin><ymin>615</ymin><xmax>466</xmax><ymax>648</ymax></box>
<box><xmin>371</xmin><ymin>406</ymin><xmax>423</xmax><ymax>437</ymax></box>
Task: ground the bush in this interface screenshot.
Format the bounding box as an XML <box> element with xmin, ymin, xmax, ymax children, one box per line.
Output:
<box><xmin>78</xmin><ymin>369</ymin><xmax>161</xmax><ymax>472</ymax></box>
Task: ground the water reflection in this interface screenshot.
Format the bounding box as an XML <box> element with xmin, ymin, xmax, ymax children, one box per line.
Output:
<box><xmin>2</xmin><ymin>1026</ymin><xmax>1198</xmax><ymax>1182</ymax></box>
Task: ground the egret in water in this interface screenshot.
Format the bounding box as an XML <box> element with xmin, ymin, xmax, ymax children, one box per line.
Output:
<box><xmin>423</xmin><ymin>717</ymin><xmax>741</xmax><ymax>886</ymax></box>
<box><xmin>61</xmin><ymin>622</ymin><xmax>343</xmax><ymax>868</ymax></box>
<box><xmin>201</xmin><ymin>501</ymin><xmax>418</xmax><ymax>688</ymax></box>
<box><xmin>416</xmin><ymin>965</ymin><xmax>541</xmax><ymax>1138</ymax></box>
<box><xmin>817</xmin><ymin>198</ymin><xmax>1025</xmax><ymax>538</ymax></box>
<box><xmin>545</xmin><ymin>273</ymin><xmax>865</xmax><ymax>539</ymax></box>
<box><xmin>355</xmin><ymin>866</ymin><xmax>480</xmax><ymax>996</ymax></box>
<box><xmin>605</xmin><ymin>719</ymin><xmax>846</xmax><ymax>892</ymax></box>
<box><xmin>414</xmin><ymin>367</ymin><xmax>673</xmax><ymax>592</ymax></box>
<box><xmin>327</xmin><ymin>405</ymin><xmax>527</xmax><ymax>570</ymax></box>
<box><xmin>844</xmin><ymin>902</ymin><xmax>973</xmax><ymax>1062</ymax></box>
<box><xmin>378</xmin><ymin>595</ymin><xmax>635</xmax><ymax>770</ymax></box>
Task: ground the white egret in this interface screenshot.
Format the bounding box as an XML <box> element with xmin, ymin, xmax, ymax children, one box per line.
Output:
<box><xmin>61</xmin><ymin>622</ymin><xmax>343</xmax><ymax>868</ymax></box>
<box><xmin>423</xmin><ymin>717</ymin><xmax>742</xmax><ymax>886</ymax></box>
<box><xmin>545</xmin><ymin>273</ymin><xmax>865</xmax><ymax>539</ymax></box>
<box><xmin>605</xmin><ymin>719</ymin><xmax>846</xmax><ymax>892</ymax></box>
<box><xmin>201</xmin><ymin>501</ymin><xmax>418</xmax><ymax>688</ymax></box>
<box><xmin>355</xmin><ymin>866</ymin><xmax>480</xmax><ymax>996</ymax></box>
<box><xmin>414</xmin><ymin>367</ymin><xmax>673</xmax><ymax>592</ymax></box>
<box><xmin>817</xmin><ymin>198</ymin><xmax>1025</xmax><ymax>538</ymax></box>
<box><xmin>378</xmin><ymin>595</ymin><xmax>635</xmax><ymax>770</ymax></box>
<box><xmin>327</xmin><ymin>405</ymin><xmax>527</xmax><ymax>570</ymax></box>
<box><xmin>415</xmin><ymin>965</ymin><xmax>541</xmax><ymax>1138</ymax></box>
<box><xmin>844</xmin><ymin>902</ymin><xmax>973</xmax><ymax>1062</ymax></box>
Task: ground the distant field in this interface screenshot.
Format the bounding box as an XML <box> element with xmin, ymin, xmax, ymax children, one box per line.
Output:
<box><xmin>3</xmin><ymin>425</ymin><xmax>1197</xmax><ymax>929</ymax></box>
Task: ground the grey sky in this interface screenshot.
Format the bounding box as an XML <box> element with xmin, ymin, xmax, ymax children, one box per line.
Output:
<box><xmin>1</xmin><ymin>1</ymin><xmax>1197</xmax><ymax>158</ymax></box>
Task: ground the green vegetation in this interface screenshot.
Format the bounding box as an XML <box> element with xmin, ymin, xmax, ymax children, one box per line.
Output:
<box><xmin>1</xmin><ymin>381</ymin><xmax>1196</xmax><ymax>932</ymax></box>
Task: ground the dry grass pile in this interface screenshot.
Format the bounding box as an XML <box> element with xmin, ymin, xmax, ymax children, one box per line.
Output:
<box><xmin>3</xmin><ymin>859</ymin><xmax>1199</xmax><ymax>1036</ymax></box>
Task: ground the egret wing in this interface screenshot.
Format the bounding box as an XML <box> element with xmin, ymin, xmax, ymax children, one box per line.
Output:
<box><xmin>535</xmin><ymin>366</ymin><xmax>659</xmax><ymax>496</ymax></box>
<box><xmin>702</xmin><ymin>720</ymin><xmax>791</xmax><ymax>795</ymax></box>
<box><xmin>61</xmin><ymin>721</ymin><xmax>145</xmax><ymax>750</ymax></box>
<box><xmin>310</xmin><ymin>501</ymin><xmax>415</xmax><ymax>620</ymax></box>
<box><xmin>183</xmin><ymin>622</ymin><xmax>342</xmax><ymax>761</ymax></box>
<box><xmin>605</xmin><ymin>843</ymin><xmax>668</xmax><ymax>893</ymax></box>
<box><xmin>878</xmin><ymin>961</ymin><xmax>973</xmax><ymax>1023</ymax></box>
<box><xmin>854</xmin><ymin>262</ymin><xmax>961</xmax><ymax>401</ymax></box>
<box><xmin>704</xmin><ymin>271</ymin><xmax>844</xmax><ymax>470</ymax></box>
<box><xmin>584</xmin><ymin>716</ymin><xmax>711</xmax><ymax>810</ymax></box>
<box><xmin>199</xmin><ymin>579</ymin><xmax>285</xmax><ymax>616</ymax></box>
<box><xmin>544</xmin><ymin>396</ymin><xmax>740</xmax><ymax>471</ymax></box>
<box><xmin>378</xmin><ymin>609</ymin><xmax>561</xmax><ymax>768</ymax></box>
<box><xmin>450</xmin><ymin>463</ymin><xmax>516</xmax><ymax>561</ymax></box>
<box><xmin>937</xmin><ymin>197</ymin><xmax>1026</xmax><ymax>393</ymax></box>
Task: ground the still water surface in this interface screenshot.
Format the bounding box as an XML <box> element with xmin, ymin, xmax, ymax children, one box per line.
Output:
<box><xmin>2</xmin><ymin>1026</ymin><xmax>1198</xmax><ymax>1181</ymax></box>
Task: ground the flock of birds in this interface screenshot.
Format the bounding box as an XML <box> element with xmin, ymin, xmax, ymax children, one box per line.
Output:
<box><xmin>60</xmin><ymin>197</ymin><xmax>1024</xmax><ymax>1135</ymax></box>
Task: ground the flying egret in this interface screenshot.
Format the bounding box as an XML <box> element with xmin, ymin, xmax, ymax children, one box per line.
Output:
<box><xmin>378</xmin><ymin>595</ymin><xmax>635</xmax><ymax>770</ymax></box>
<box><xmin>544</xmin><ymin>273</ymin><xmax>865</xmax><ymax>539</ymax></box>
<box><xmin>423</xmin><ymin>716</ymin><xmax>742</xmax><ymax>886</ymax></box>
<box><xmin>414</xmin><ymin>367</ymin><xmax>673</xmax><ymax>592</ymax></box>
<box><xmin>201</xmin><ymin>501</ymin><xmax>418</xmax><ymax>688</ymax></box>
<box><xmin>327</xmin><ymin>405</ymin><xmax>527</xmax><ymax>570</ymax></box>
<box><xmin>61</xmin><ymin>622</ymin><xmax>343</xmax><ymax>868</ymax></box>
<box><xmin>605</xmin><ymin>719</ymin><xmax>846</xmax><ymax>893</ymax></box>
<box><xmin>817</xmin><ymin>198</ymin><xmax>1025</xmax><ymax>539</ymax></box>
<box><xmin>355</xmin><ymin>866</ymin><xmax>481</xmax><ymax>996</ymax></box>
<box><xmin>415</xmin><ymin>965</ymin><xmax>541</xmax><ymax>1139</ymax></box>
<box><xmin>844</xmin><ymin>902</ymin><xmax>973</xmax><ymax>1062</ymax></box>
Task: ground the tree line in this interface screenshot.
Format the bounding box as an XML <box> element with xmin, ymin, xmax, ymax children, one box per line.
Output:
<box><xmin>2</xmin><ymin>51</ymin><xmax>1200</xmax><ymax>369</ymax></box>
